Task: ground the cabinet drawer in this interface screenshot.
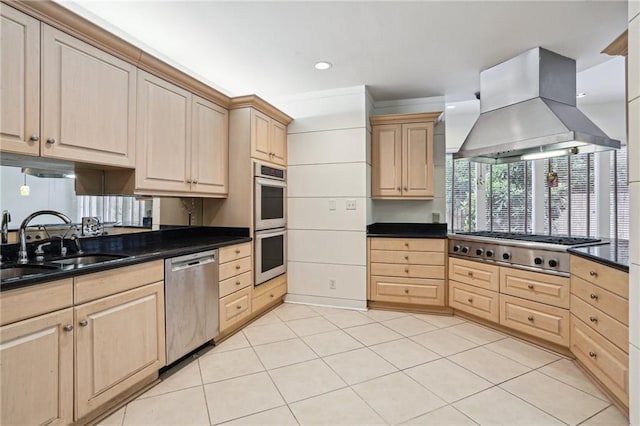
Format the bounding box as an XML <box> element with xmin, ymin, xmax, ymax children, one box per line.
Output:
<box><xmin>253</xmin><ymin>282</ymin><xmax>286</xmax><ymax>313</ymax></box>
<box><xmin>219</xmin><ymin>243</ymin><xmax>251</xmax><ymax>264</ymax></box>
<box><xmin>370</xmin><ymin>250</ymin><xmax>445</xmax><ymax>265</ymax></box>
<box><xmin>75</xmin><ymin>260</ymin><xmax>164</xmax><ymax>304</ymax></box>
<box><xmin>0</xmin><ymin>278</ymin><xmax>73</xmax><ymax>326</ymax></box>
<box><xmin>449</xmin><ymin>257</ymin><xmax>499</xmax><ymax>291</ymax></box>
<box><xmin>570</xmin><ymin>256</ymin><xmax>628</xmax><ymax>299</ymax></box>
<box><xmin>370</xmin><ymin>263</ymin><xmax>445</xmax><ymax>279</ymax></box>
<box><xmin>571</xmin><ymin>275</ymin><xmax>628</xmax><ymax>325</ymax></box>
<box><xmin>370</xmin><ymin>238</ymin><xmax>445</xmax><ymax>252</ymax></box>
<box><xmin>500</xmin><ymin>267</ymin><xmax>569</xmax><ymax>308</ymax></box>
<box><xmin>500</xmin><ymin>294</ymin><xmax>569</xmax><ymax>347</ymax></box>
<box><xmin>449</xmin><ymin>280</ymin><xmax>499</xmax><ymax>322</ymax></box>
<box><xmin>571</xmin><ymin>295</ymin><xmax>628</xmax><ymax>353</ymax></box>
<box><xmin>219</xmin><ymin>257</ymin><xmax>252</xmax><ymax>281</ymax></box>
<box><xmin>219</xmin><ymin>271</ymin><xmax>252</xmax><ymax>299</ymax></box>
<box><xmin>571</xmin><ymin>315</ymin><xmax>629</xmax><ymax>406</ymax></box>
<box><xmin>370</xmin><ymin>276</ymin><xmax>445</xmax><ymax>306</ymax></box>
<box><xmin>219</xmin><ymin>286</ymin><xmax>252</xmax><ymax>332</ymax></box>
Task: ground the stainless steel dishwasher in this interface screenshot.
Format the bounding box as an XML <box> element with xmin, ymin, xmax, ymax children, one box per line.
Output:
<box><xmin>165</xmin><ymin>249</ymin><xmax>219</xmax><ymax>365</ymax></box>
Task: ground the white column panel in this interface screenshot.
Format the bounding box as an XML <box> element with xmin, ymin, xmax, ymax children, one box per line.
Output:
<box><xmin>531</xmin><ymin>159</ymin><xmax>546</xmax><ymax>233</ymax></box>
<box><xmin>630</xmin><ymin>344</ymin><xmax>640</xmax><ymax>426</ymax></box>
<box><xmin>288</xmin><ymin>229</ymin><xmax>366</xmax><ymax>265</ymax></box>
<box><xmin>288</xmin><ymin>197</ymin><xmax>366</xmax><ymax>231</ymax></box>
<box><xmin>287</xmin><ymin>262</ymin><xmax>367</xmax><ymax>302</ymax></box>
<box><xmin>631</xmin><ymin>182</ymin><xmax>640</xmax><ymax>265</ymax></box>
<box><xmin>288</xmin><ymin>163</ymin><xmax>366</xmax><ymax>198</ymax></box>
<box><xmin>629</xmin><ymin>17</ymin><xmax>640</xmax><ymax>101</ymax></box>
<box><xmin>631</xmin><ymin>263</ymin><xmax>640</xmax><ymax>348</ymax></box>
<box><xmin>630</xmin><ymin>100</ymin><xmax>639</xmax><ymax>184</ymax></box>
<box><xmin>288</xmin><ymin>128</ymin><xmax>367</xmax><ymax>165</ymax></box>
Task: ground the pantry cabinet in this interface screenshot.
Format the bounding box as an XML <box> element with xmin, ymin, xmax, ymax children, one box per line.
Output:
<box><xmin>136</xmin><ymin>70</ymin><xmax>228</xmax><ymax>197</ymax></box>
<box><xmin>251</xmin><ymin>109</ymin><xmax>287</xmax><ymax>166</ymax></box>
<box><xmin>0</xmin><ymin>4</ymin><xmax>40</xmax><ymax>156</ymax></box>
<box><xmin>42</xmin><ymin>24</ymin><xmax>136</xmax><ymax>167</ymax></box>
<box><xmin>371</xmin><ymin>112</ymin><xmax>440</xmax><ymax>199</ymax></box>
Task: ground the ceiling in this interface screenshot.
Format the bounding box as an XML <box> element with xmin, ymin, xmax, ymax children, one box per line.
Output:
<box><xmin>58</xmin><ymin>1</ymin><xmax>628</xmax><ymax>104</ymax></box>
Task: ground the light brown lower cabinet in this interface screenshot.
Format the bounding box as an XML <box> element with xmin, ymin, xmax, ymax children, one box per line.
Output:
<box><xmin>499</xmin><ymin>294</ymin><xmax>569</xmax><ymax>347</ymax></box>
<box><xmin>448</xmin><ymin>280</ymin><xmax>499</xmax><ymax>322</ymax></box>
<box><xmin>253</xmin><ymin>274</ymin><xmax>287</xmax><ymax>313</ymax></box>
<box><xmin>219</xmin><ymin>286</ymin><xmax>252</xmax><ymax>331</ymax></box>
<box><xmin>75</xmin><ymin>281</ymin><xmax>166</xmax><ymax>419</ymax></box>
<box><xmin>370</xmin><ymin>276</ymin><xmax>444</xmax><ymax>305</ymax></box>
<box><xmin>0</xmin><ymin>308</ymin><xmax>74</xmax><ymax>426</ymax></box>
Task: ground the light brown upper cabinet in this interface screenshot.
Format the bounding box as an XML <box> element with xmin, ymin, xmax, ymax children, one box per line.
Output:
<box><xmin>136</xmin><ymin>70</ymin><xmax>228</xmax><ymax>197</ymax></box>
<box><xmin>41</xmin><ymin>25</ymin><xmax>136</xmax><ymax>167</ymax></box>
<box><xmin>0</xmin><ymin>5</ymin><xmax>40</xmax><ymax>156</ymax></box>
<box><xmin>371</xmin><ymin>112</ymin><xmax>441</xmax><ymax>199</ymax></box>
<box><xmin>251</xmin><ymin>109</ymin><xmax>287</xmax><ymax>166</ymax></box>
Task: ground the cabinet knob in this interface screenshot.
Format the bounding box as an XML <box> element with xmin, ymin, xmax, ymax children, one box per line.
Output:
<box><xmin>46</xmin><ymin>137</ymin><xmax>56</xmax><ymax>144</ymax></box>
<box><xmin>30</xmin><ymin>135</ymin><xmax>39</xmax><ymax>142</ymax></box>
<box><xmin>589</xmin><ymin>316</ymin><xmax>598</xmax><ymax>323</ymax></box>
<box><xmin>404</xmin><ymin>187</ymin><xmax>408</xmax><ymax>191</ymax></box>
<box><xmin>589</xmin><ymin>351</ymin><xmax>597</xmax><ymax>358</ymax></box>
<box><xmin>404</xmin><ymin>243</ymin><xmax>409</xmax><ymax>247</ymax></box>
<box><xmin>527</xmin><ymin>316</ymin><xmax>534</xmax><ymax>322</ymax></box>
<box><xmin>236</xmin><ymin>305</ymin><xmax>242</xmax><ymax>310</ymax></box>
<box><xmin>79</xmin><ymin>320</ymin><xmax>88</xmax><ymax>327</ymax></box>
<box><xmin>467</xmin><ymin>298</ymin><xmax>473</xmax><ymax>303</ymax></box>
<box><xmin>396</xmin><ymin>187</ymin><xmax>401</xmax><ymax>191</ymax></box>
<box><xmin>63</xmin><ymin>324</ymin><xmax>73</xmax><ymax>332</ymax></box>
<box><xmin>270</xmin><ymin>294</ymin><xmax>275</xmax><ymax>298</ymax></box>
<box><xmin>187</xmin><ymin>179</ymin><xmax>192</xmax><ymax>183</ymax></box>
<box><xmin>235</xmin><ymin>281</ymin><xmax>241</xmax><ymax>286</ymax></box>
<box><xmin>527</xmin><ymin>284</ymin><xmax>534</xmax><ymax>289</ymax></box>
<box><xmin>235</xmin><ymin>249</ymin><xmax>241</xmax><ymax>254</ymax></box>
<box><xmin>589</xmin><ymin>270</ymin><xmax>597</xmax><ymax>277</ymax></box>
<box><xmin>467</xmin><ymin>271</ymin><xmax>473</xmax><ymax>277</ymax></box>
<box><xmin>192</xmin><ymin>180</ymin><xmax>198</xmax><ymax>184</ymax></box>
<box><xmin>404</xmin><ymin>267</ymin><xmax>409</xmax><ymax>273</ymax></box>
<box><xmin>236</xmin><ymin>265</ymin><xmax>241</xmax><ymax>270</ymax></box>
<box><xmin>404</xmin><ymin>289</ymin><xmax>409</xmax><ymax>294</ymax></box>
<box><xmin>404</xmin><ymin>255</ymin><xmax>409</xmax><ymax>260</ymax></box>
<box><xmin>590</xmin><ymin>293</ymin><xmax>598</xmax><ymax>300</ymax></box>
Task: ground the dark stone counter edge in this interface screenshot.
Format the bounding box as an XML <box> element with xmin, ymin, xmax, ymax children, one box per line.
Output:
<box><xmin>366</xmin><ymin>223</ymin><xmax>448</xmax><ymax>238</ymax></box>
<box><xmin>567</xmin><ymin>247</ymin><xmax>629</xmax><ymax>273</ymax></box>
<box><xmin>0</xmin><ymin>236</ymin><xmax>252</xmax><ymax>292</ymax></box>
<box><xmin>367</xmin><ymin>233</ymin><xmax>447</xmax><ymax>239</ymax></box>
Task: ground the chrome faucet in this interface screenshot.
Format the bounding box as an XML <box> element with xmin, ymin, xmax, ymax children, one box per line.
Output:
<box><xmin>1</xmin><ymin>210</ymin><xmax>10</xmax><ymax>244</ymax></box>
<box><xmin>18</xmin><ymin>210</ymin><xmax>72</xmax><ymax>264</ymax></box>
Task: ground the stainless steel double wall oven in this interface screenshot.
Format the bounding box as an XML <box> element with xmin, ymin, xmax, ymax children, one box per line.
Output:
<box><xmin>254</xmin><ymin>164</ymin><xmax>287</xmax><ymax>285</ymax></box>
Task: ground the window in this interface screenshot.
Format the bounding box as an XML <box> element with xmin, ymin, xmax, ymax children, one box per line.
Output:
<box><xmin>77</xmin><ymin>196</ymin><xmax>151</xmax><ymax>226</ymax></box>
<box><xmin>446</xmin><ymin>147</ymin><xmax>629</xmax><ymax>239</ymax></box>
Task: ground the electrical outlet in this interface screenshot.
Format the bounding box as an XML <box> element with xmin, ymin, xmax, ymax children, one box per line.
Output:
<box><xmin>346</xmin><ymin>200</ymin><xmax>357</xmax><ymax>210</ymax></box>
<box><xmin>329</xmin><ymin>279</ymin><xmax>336</xmax><ymax>290</ymax></box>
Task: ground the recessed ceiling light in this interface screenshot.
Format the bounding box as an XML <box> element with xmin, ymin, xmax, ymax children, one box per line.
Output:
<box><xmin>576</xmin><ymin>92</ymin><xmax>587</xmax><ymax>98</ymax></box>
<box><xmin>314</xmin><ymin>61</ymin><xmax>332</xmax><ymax>70</ymax></box>
<box><xmin>446</xmin><ymin>105</ymin><xmax>456</xmax><ymax>109</ymax></box>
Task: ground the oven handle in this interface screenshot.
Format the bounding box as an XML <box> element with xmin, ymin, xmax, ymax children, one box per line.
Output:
<box><xmin>255</xmin><ymin>228</ymin><xmax>287</xmax><ymax>238</ymax></box>
<box><xmin>255</xmin><ymin>177</ymin><xmax>287</xmax><ymax>188</ymax></box>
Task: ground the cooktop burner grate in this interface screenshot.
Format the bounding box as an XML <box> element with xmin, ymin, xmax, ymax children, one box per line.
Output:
<box><xmin>454</xmin><ymin>231</ymin><xmax>600</xmax><ymax>246</ymax></box>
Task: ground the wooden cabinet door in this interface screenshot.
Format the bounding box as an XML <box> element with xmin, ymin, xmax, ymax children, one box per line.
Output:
<box><xmin>41</xmin><ymin>25</ymin><xmax>136</xmax><ymax>167</ymax></box>
<box><xmin>251</xmin><ymin>109</ymin><xmax>271</xmax><ymax>162</ymax></box>
<box><xmin>136</xmin><ymin>71</ymin><xmax>191</xmax><ymax>193</ymax></box>
<box><xmin>0</xmin><ymin>4</ymin><xmax>40</xmax><ymax>156</ymax></box>
<box><xmin>75</xmin><ymin>282</ymin><xmax>165</xmax><ymax>419</ymax></box>
<box><xmin>270</xmin><ymin>120</ymin><xmax>287</xmax><ymax>166</ymax></box>
<box><xmin>402</xmin><ymin>122</ymin><xmax>434</xmax><ymax>197</ymax></box>
<box><xmin>372</xmin><ymin>124</ymin><xmax>402</xmax><ymax>197</ymax></box>
<box><xmin>192</xmin><ymin>96</ymin><xmax>228</xmax><ymax>196</ymax></box>
<box><xmin>0</xmin><ymin>308</ymin><xmax>74</xmax><ymax>426</ymax></box>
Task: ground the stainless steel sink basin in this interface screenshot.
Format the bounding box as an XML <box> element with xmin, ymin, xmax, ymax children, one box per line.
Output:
<box><xmin>1</xmin><ymin>264</ymin><xmax>59</xmax><ymax>280</ymax></box>
<box><xmin>50</xmin><ymin>254</ymin><xmax>128</xmax><ymax>265</ymax></box>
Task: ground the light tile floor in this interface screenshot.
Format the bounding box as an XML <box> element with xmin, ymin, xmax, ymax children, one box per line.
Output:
<box><xmin>99</xmin><ymin>304</ymin><xmax>629</xmax><ymax>426</ymax></box>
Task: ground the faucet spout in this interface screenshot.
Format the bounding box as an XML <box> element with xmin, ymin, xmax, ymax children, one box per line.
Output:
<box><xmin>18</xmin><ymin>210</ymin><xmax>72</xmax><ymax>264</ymax></box>
<box><xmin>1</xmin><ymin>210</ymin><xmax>11</xmax><ymax>244</ymax></box>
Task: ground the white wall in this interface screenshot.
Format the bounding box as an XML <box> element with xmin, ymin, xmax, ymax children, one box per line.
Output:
<box><xmin>274</xmin><ymin>86</ymin><xmax>369</xmax><ymax>310</ymax></box>
<box><xmin>370</xmin><ymin>96</ymin><xmax>447</xmax><ymax>224</ymax></box>
<box><xmin>627</xmin><ymin>1</ymin><xmax>640</xmax><ymax>424</ymax></box>
<box><xmin>0</xmin><ymin>166</ymin><xmax>77</xmax><ymax>226</ymax></box>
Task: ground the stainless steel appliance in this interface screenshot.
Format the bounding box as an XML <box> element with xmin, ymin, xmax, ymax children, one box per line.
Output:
<box><xmin>255</xmin><ymin>164</ymin><xmax>286</xmax><ymax>231</ymax></box>
<box><xmin>165</xmin><ymin>250</ymin><xmax>219</xmax><ymax>364</ymax></box>
<box><xmin>448</xmin><ymin>231</ymin><xmax>603</xmax><ymax>276</ymax></box>
<box><xmin>255</xmin><ymin>227</ymin><xmax>287</xmax><ymax>285</ymax></box>
<box><xmin>455</xmin><ymin>47</ymin><xmax>620</xmax><ymax>163</ymax></box>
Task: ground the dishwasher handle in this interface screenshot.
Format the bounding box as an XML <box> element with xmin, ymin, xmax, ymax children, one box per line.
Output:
<box><xmin>169</xmin><ymin>251</ymin><xmax>217</xmax><ymax>272</ymax></box>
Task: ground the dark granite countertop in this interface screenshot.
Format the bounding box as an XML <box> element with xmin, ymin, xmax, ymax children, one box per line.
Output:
<box><xmin>568</xmin><ymin>240</ymin><xmax>629</xmax><ymax>272</ymax></box>
<box><xmin>0</xmin><ymin>227</ymin><xmax>251</xmax><ymax>291</ymax></box>
<box><xmin>367</xmin><ymin>222</ymin><xmax>448</xmax><ymax>238</ymax></box>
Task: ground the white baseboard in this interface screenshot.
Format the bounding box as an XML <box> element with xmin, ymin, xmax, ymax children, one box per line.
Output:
<box><xmin>283</xmin><ymin>293</ymin><xmax>367</xmax><ymax>311</ymax></box>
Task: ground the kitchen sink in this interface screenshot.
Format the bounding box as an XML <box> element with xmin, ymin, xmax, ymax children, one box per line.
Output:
<box><xmin>0</xmin><ymin>264</ymin><xmax>59</xmax><ymax>280</ymax></box>
<box><xmin>50</xmin><ymin>254</ymin><xmax>128</xmax><ymax>265</ymax></box>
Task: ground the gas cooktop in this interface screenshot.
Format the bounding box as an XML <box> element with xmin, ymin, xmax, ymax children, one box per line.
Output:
<box><xmin>453</xmin><ymin>231</ymin><xmax>601</xmax><ymax>246</ymax></box>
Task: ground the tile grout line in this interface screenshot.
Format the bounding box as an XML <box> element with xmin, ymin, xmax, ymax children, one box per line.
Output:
<box><xmin>575</xmin><ymin>404</ymin><xmax>616</xmax><ymax>426</ymax></box>
<box><xmin>533</xmin><ymin>361</ymin><xmax>613</xmax><ymax>403</ymax></box>
<box><xmin>197</xmin><ymin>358</ymin><xmax>214</xmax><ymax>426</ymax></box>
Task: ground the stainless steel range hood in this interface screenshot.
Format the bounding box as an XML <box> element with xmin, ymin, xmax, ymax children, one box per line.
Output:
<box><xmin>454</xmin><ymin>47</ymin><xmax>620</xmax><ymax>163</ymax></box>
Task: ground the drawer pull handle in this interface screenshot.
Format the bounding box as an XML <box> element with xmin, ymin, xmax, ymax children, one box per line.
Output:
<box><xmin>79</xmin><ymin>320</ymin><xmax>88</xmax><ymax>327</ymax></box>
<box><xmin>589</xmin><ymin>270</ymin><xmax>597</xmax><ymax>277</ymax></box>
<box><xmin>63</xmin><ymin>324</ymin><xmax>73</xmax><ymax>332</ymax></box>
<box><xmin>397</xmin><ymin>187</ymin><xmax>401</xmax><ymax>191</ymax></box>
<box><xmin>235</xmin><ymin>281</ymin><xmax>241</xmax><ymax>286</ymax></box>
<box><xmin>236</xmin><ymin>265</ymin><xmax>241</xmax><ymax>270</ymax></box>
<box><xmin>235</xmin><ymin>249</ymin><xmax>240</xmax><ymax>254</ymax></box>
<box><xmin>467</xmin><ymin>271</ymin><xmax>473</xmax><ymax>277</ymax></box>
<box><xmin>404</xmin><ymin>267</ymin><xmax>409</xmax><ymax>273</ymax></box>
<box><xmin>590</xmin><ymin>293</ymin><xmax>598</xmax><ymax>300</ymax></box>
<box><xmin>404</xmin><ymin>289</ymin><xmax>409</xmax><ymax>294</ymax></box>
<box><xmin>467</xmin><ymin>298</ymin><xmax>473</xmax><ymax>303</ymax></box>
<box><xmin>527</xmin><ymin>316</ymin><xmax>534</xmax><ymax>322</ymax></box>
<box><xmin>404</xmin><ymin>255</ymin><xmax>409</xmax><ymax>260</ymax></box>
<box><xmin>404</xmin><ymin>187</ymin><xmax>408</xmax><ymax>191</ymax></box>
<box><xmin>270</xmin><ymin>294</ymin><xmax>275</xmax><ymax>298</ymax></box>
<box><xmin>589</xmin><ymin>316</ymin><xmax>598</xmax><ymax>323</ymax></box>
<box><xmin>236</xmin><ymin>305</ymin><xmax>242</xmax><ymax>310</ymax></box>
<box><xmin>404</xmin><ymin>243</ymin><xmax>409</xmax><ymax>247</ymax></box>
<box><xmin>589</xmin><ymin>351</ymin><xmax>597</xmax><ymax>358</ymax></box>
<box><xmin>527</xmin><ymin>284</ymin><xmax>534</xmax><ymax>289</ymax></box>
